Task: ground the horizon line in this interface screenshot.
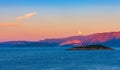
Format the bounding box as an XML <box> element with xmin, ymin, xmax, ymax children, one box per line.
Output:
<box><xmin>0</xmin><ymin>31</ymin><xmax>119</xmax><ymax>43</ymax></box>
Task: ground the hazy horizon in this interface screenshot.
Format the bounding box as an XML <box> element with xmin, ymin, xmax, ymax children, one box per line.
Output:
<box><xmin>0</xmin><ymin>31</ymin><xmax>119</xmax><ymax>42</ymax></box>
<box><xmin>0</xmin><ymin>0</ymin><xmax>120</xmax><ymax>41</ymax></box>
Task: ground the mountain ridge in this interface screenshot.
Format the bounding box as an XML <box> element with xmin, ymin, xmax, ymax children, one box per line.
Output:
<box><xmin>0</xmin><ymin>31</ymin><xmax>120</xmax><ymax>47</ymax></box>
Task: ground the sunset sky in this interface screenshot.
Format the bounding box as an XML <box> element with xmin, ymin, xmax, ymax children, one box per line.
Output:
<box><xmin>0</xmin><ymin>0</ymin><xmax>120</xmax><ymax>41</ymax></box>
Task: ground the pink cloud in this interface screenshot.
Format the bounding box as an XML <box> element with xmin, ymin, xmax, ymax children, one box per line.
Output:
<box><xmin>0</xmin><ymin>23</ymin><xmax>21</xmax><ymax>27</ymax></box>
<box><xmin>16</xmin><ymin>12</ymin><xmax>37</xmax><ymax>20</ymax></box>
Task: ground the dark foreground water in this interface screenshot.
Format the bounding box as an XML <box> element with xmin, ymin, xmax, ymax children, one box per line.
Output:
<box><xmin>0</xmin><ymin>47</ymin><xmax>120</xmax><ymax>70</ymax></box>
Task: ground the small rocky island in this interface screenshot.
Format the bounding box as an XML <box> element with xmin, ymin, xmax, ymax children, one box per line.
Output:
<box><xmin>67</xmin><ymin>44</ymin><xmax>114</xmax><ymax>50</ymax></box>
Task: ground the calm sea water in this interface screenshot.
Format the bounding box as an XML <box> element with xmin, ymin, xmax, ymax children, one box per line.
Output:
<box><xmin>0</xmin><ymin>47</ymin><xmax>120</xmax><ymax>70</ymax></box>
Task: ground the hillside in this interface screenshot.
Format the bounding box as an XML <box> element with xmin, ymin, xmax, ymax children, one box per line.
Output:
<box><xmin>0</xmin><ymin>31</ymin><xmax>120</xmax><ymax>47</ymax></box>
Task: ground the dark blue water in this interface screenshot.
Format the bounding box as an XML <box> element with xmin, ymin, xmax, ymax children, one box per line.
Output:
<box><xmin>0</xmin><ymin>47</ymin><xmax>120</xmax><ymax>70</ymax></box>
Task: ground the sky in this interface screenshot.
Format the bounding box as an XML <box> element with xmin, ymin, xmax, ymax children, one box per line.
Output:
<box><xmin>0</xmin><ymin>0</ymin><xmax>120</xmax><ymax>41</ymax></box>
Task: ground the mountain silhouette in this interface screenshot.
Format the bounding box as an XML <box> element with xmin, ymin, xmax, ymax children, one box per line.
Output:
<box><xmin>0</xmin><ymin>31</ymin><xmax>120</xmax><ymax>47</ymax></box>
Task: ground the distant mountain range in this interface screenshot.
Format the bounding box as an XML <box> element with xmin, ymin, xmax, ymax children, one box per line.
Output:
<box><xmin>0</xmin><ymin>31</ymin><xmax>120</xmax><ymax>47</ymax></box>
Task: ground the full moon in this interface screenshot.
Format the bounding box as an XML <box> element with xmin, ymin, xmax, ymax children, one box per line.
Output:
<box><xmin>78</xmin><ymin>31</ymin><xmax>82</xmax><ymax>35</ymax></box>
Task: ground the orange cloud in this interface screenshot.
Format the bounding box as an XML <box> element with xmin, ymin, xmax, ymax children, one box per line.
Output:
<box><xmin>0</xmin><ymin>23</ymin><xmax>21</xmax><ymax>27</ymax></box>
<box><xmin>16</xmin><ymin>12</ymin><xmax>37</xmax><ymax>20</ymax></box>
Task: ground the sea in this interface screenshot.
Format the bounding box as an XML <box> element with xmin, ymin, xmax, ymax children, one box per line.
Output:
<box><xmin>0</xmin><ymin>47</ymin><xmax>120</xmax><ymax>70</ymax></box>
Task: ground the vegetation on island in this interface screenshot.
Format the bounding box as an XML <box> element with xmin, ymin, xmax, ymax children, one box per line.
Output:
<box><xmin>67</xmin><ymin>44</ymin><xmax>114</xmax><ymax>50</ymax></box>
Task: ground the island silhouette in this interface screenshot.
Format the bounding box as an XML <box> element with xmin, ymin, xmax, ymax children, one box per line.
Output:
<box><xmin>67</xmin><ymin>44</ymin><xmax>114</xmax><ymax>50</ymax></box>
